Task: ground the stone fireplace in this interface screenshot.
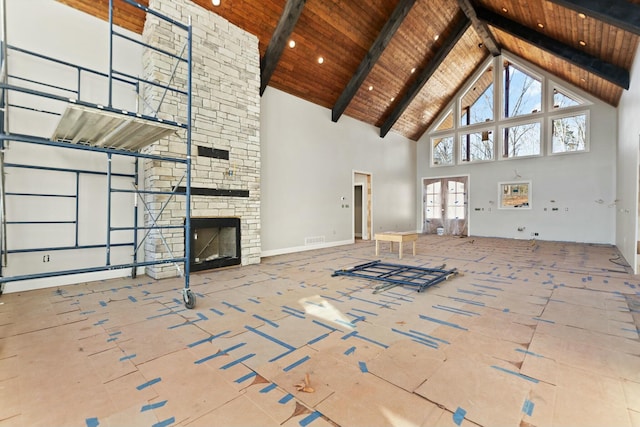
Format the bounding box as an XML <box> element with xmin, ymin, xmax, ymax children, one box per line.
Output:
<box><xmin>140</xmin><ymin>0</ymin><xmax>261</xmax><ymax>278</ymax></box>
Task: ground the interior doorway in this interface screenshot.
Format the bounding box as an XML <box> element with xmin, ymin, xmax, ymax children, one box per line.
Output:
<box><xmin>423</xmin><ymin>175</ymin><xmax>468</xmax><ymax>236</ymax></box>
<box><xmin>354</xmin><ymin>172</ymin><xmax>372</xmax><ymax>240</ymax></box>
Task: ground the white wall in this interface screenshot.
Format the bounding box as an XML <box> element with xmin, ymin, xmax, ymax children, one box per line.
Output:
<box><xmin>616</xmin><ymin>44</ymin><xmax>640</xmax><ymax>272</ymax></box>
<box><xmin>4</xmin><ymin>0</ymin><xmax>144</xmax><ymax>292</ymax></box>
<box><xmin>260</xmin><ymin>87</ymin><xmax>416</xmax><ymax>256</ymax></box>
<box><xmin>417</xmin><ymin>54</ymin><xmax>617</xmax><ymax>244</ymax></box>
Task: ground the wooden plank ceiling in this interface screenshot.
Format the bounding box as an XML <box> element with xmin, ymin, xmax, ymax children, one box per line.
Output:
<box><xmin>56</xmin><ymin>0</ymin><xmax>640</xmax><ymax>141</ymax></box>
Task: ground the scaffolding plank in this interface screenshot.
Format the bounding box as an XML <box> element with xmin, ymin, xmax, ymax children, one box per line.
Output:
<box><xmin>52</xmin><ymin>103</ymin><xmax>179</xmax><ymax>151</ymax></box>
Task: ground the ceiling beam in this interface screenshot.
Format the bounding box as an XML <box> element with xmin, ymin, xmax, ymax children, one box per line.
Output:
<box><xmin>260</xmin><ymin>0</ymin><xmax>307</xmax><ymax>95</ymax></box>
<box><xmin>546</xmin><ymin>0</ymin><xmax>640</xmax><ymax>35</ymax></box>
<box><xmin>457</xmin><ymin>0</ymin><xmax>500</xmax><ymax>56</ymax></box>
<box><xmin>476</xmin><ymin>6</ymin><xmax>630</xmax><ymax>89</ymax></box>
<box><xmin>380</xmin><ymin>14</ymin><xmax>470</xmax><ymax>138</ymax></box>
<box><xmin>331</xmin><ymin>0</ymin><xmax>418</xmax><ymax>123</ymax></box>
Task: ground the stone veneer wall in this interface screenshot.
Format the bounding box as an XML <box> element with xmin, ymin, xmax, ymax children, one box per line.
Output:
<box><xmin>141</xmin><ymin>0</ymin><xmax>261</xmax><ymax>278</ymax></box>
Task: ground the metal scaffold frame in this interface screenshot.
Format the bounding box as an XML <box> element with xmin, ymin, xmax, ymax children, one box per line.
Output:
<box><xmin>0</xmin><ymin>0</ymin><xmax>196</xmax><ymax>308</ymax></box>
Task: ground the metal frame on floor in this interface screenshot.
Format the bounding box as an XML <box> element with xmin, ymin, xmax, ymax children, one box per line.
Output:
<box><xmin>333</xmin><ymin>260</ymin><xmax>459</xmax><ymax>293</ymax></box>
<box><xmin>0</xmin><ymin>0</ymin><xmax>196</xmax><ymax>308</ymax></box>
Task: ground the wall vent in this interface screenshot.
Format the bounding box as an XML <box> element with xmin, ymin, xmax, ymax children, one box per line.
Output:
<box><xmin>304</xmin><ymin>236</ymin><xmax>325</xmax><ymax>245</ymax></box>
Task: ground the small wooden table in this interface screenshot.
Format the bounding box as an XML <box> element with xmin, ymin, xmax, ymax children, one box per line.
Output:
<box><xmin>375</xmin><ymin>231</ymin><xmax>418</xmax><ymax>259</ymax></box>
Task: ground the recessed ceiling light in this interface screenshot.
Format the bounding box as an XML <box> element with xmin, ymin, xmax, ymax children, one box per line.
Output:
<box><xmin>501</xmin><ymin>7</ymin><xmax>508</xmax><ymax>13</ymax></box>
<box><xmin>211</xmin><ymin>0</ymin><xmax>220</xmax><ymax>6</ymax></box>
<box><xmin>580</xmin><ymin>77</ymin><xmax>586</xmax><ymax>83</ymax></box>
<box><xmin>578</xmin><ymin>13</ymin><xmax>586</xmax><ymax>19</ymax></box>
<box><xmin>411</xmin><ymin>67</ymin><xmax>416</xmax><ymax>74</ymax></box>
<box><xmin>537</xmin><ymin>23</ymin><xmax>544</xmax><ymax>28</ymax></box>
<box><xmin>368</xmin><ymin>85</ymin><xmax>373</xmax><ymax>91</ymax></box>
<box><xmin>317</xmin><ymin>56</ymin><xmax>324</xmax><ymax>64</ymax></box>
<box><xmin>579</xmin><ymin>40</ymin><xmax>586</xmax><ymax>46</ymax></box>
<box><xmin>390</xmin><ymin>97</ymin><xmax>395</xmax><ymax>101</ymax></box>
<box><xmin>288</xmin><ymin>40</ymin><xmax>296</xmax><ymax>48</ymax></box>
<box><xmin>434</xmin><ymin>34</ymin><xmax>439</xmax><ymax>41</ymax></box>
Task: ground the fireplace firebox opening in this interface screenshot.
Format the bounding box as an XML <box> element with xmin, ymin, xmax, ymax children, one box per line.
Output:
<box><xmin>189</xmin><ymin>217</ymin><xmax>241</xmax><ymax>271</ymax></box>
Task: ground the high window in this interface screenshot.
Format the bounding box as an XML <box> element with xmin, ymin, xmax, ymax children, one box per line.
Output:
<box><xmin>432</xmin><ymin>136</ymin><xmax>454</xmax><ymax>166</ymax></box>
<box><xmin>460</xmin><ymin>66</ymin><xmax>494</xmax><ymax>127</ymax></box>
<box><xmin>551</xmin><ymin>112</ymin><xmax>588</xmax><ymax>154</ymax></box>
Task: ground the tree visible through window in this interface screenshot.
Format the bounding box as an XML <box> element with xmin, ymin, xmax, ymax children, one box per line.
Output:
<box><xmin>552</xmin><ymin>114</ymin><xmax>587</xmax><ymax>153</ymax></box>
<box><xmin>461</xmin><ymin>130</ymin><xmax>493</xmax><ymax>162</ymax></box>
<box><xmin>432</xmin><ymin>136</ymin><xmax>454</xmax><ymax>165</ymax></box>
<box><xmin>504</xmin><ymin>122</ymin><xmax>541</xmax><ymax>158</ymax></box>
<box><xmin>460</xmin><ymin>66</ymin><xmax>494</xmax><ymax>126</ymax></box>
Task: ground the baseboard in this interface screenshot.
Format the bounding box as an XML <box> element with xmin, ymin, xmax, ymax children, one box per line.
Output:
<box><xmin>261</xmin><ymin>239</ymin><xmax>354</xmax><ymax>258</ymax></box>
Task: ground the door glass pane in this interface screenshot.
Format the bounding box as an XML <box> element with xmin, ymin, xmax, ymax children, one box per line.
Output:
<box><xmin>425</xmin><ymin>182</ymin><xmax>441</xmax><ymax>219</ymax></box>
<box><xmin>447</xmin><ymin>181</ymin><xmax>465</xmax><ymax>220</ymax></box>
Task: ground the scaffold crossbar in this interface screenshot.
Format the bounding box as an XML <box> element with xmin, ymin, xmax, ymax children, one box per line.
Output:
<box><xmin>332</xmin><ymin>260</ymin><xmax>458</xmax><ymax>293</ymax></box>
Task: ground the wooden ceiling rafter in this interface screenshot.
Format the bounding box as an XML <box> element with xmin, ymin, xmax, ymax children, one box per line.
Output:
<box><xmin>380</xmin><ymin>13</ymin><xmax>471</xmax><ymax>138</ymax></box>
<box><xmin>457</xmin><ymin>0</ymin><xmax>500</xmax><ymax>56</ymax></box>
<box><xmin>331</xmin><ymin>0</ymin><xmax>418</xmax><ymax>123</ymax></box>
<box><xmin>476</xmin><ymin>6</ymin><xmax>631</xmax><ymax>90</ymax></box>
<box><xmin>260</xmin><ymin>0</ymin><xmax>308</xmax><ymax>95</ymax></box>
<box><xmin>545</xmin><ymin>0</ymin><xmax>640</xmax><ymax>36</ymax></box>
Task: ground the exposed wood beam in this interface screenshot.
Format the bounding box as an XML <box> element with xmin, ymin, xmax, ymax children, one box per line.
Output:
<box><xmin>331</xmin><ymin>0</ymin><xmax>418</xmax><ymax>123</ymax></box>
<box><xmin>476</xmin><ymin>6</ymin><xmax>630</xmax><ymax>89</ymax></box>
<box><xmin>380</xmin><ymin>14</ymin><xmax>471</xmax><ymax>138</ymax></box>
<box><xmin>546</xmin><ymin>0</ymin><xmax>640</xmax><ymax>36</ymax></box>
<box><xmin>457</xmin><ymin>0</ymin><xmax>500</xmax><ymax>56</ymax></box>
<box><xmin>260</xmin><ymin>0</ymin><xmax>307</xmax><ymax>95</ymax></box>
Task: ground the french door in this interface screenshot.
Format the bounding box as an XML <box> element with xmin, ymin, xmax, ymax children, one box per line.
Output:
<box><xmin>423</xmin><ymin>176</ymin><xmax>468</xmax><ymax>236</ymax></box>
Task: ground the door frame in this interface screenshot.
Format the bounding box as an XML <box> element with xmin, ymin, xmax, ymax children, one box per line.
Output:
<box><xmin>421</xmin><ymin>174</ymin><xmax>470</xmax><ymax>236</ymax></box>
<box><xmin>353</xmin><ymin>171</ymin><xmax>372</xmax><ymax>240</ymax></box>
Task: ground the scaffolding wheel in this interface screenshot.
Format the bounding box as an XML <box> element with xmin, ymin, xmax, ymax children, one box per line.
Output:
<box><xmin>183</xmin><ymin>289</ymin><xmax>196</xmax><ymax>309</ymax></box>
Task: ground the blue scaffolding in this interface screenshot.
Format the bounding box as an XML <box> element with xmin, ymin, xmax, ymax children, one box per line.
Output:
<box><xmin>0</xmin><ymin>0</ymin><xmax>196</xmax><ymax>308</ymax></box>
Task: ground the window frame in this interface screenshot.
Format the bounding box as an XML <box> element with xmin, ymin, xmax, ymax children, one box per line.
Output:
<box><xmin>548</xmin><ymin>110</ymin><xmax>590</xmax><ymax>155</ymax></box>
<box><xmin>431</xmin><ymin>134</ymin><xmax>456</xmax><ymax>167</ymax></box>
<box><xmin>498</xmin><ymin>118</ymin><xmax>543</xmax><ymax>160</ymax></box>
<box><xmin>501</xmin><ymin>61</ymin><xmax>544</xmax><ymax>120</ymax></box>
<box><xmin>498</xmin><ymin>180</ymin><xmax>532</xmax><ymax>210</ymax></box>
<box><xmin>459</xmin><ymin>126</ymin><xmax>496</xmax><ymax>164</ymax></box>
<box><xmin>459</xmin><ymin>62</ymin><xmax>495</xmax><ymax>128</ymax></box>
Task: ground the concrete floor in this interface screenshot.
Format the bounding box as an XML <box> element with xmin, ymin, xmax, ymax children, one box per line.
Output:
<box><xmin>0</xmin><ymin>235</ymin><xmax>639</xmax><ymax>426</ymax></box>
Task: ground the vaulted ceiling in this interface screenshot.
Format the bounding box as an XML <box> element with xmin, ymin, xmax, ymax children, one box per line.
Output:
<box><xmin>57</xmin><ymin>0</ymin><xmax>640</xmax><ymax>141</ymax></box>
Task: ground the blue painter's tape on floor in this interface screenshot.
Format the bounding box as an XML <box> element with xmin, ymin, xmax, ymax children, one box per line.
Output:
<box><xmin>188</xmin><ymin>330</ymin><xmax>231</xmax><ymax>348</ymax></box>
<box><xmin>85</xmin><ymin>417</ymin><xmax>99</xmax><ymax>427</ymax></box>
<box><xmin>221</xmin><ymin>353</ymin><xmax>256</xmax><ymax>370</ymax></box>
<box><xmin>453</xmin><ymin>407</ymin><xmax>466</xmax><ymax>426</ymax></box>
<box><xmin>99</xmin><ymin>301</ymin><xmax>107</xmax><ymax>307</ymax></box>
<box><xmin>246</xmin><ymin>325</ymin><xmax>296</xmax><ymax>351</ymax></box>
<box><xmin>196</xmin><ymin>312</ymin><xmax>208</xmax><ymax>321</ymax></box>
<box><xmin>344</xmin><ymin>346</ymin><xmax>356</xmax><ymax>355</ymax></box>
<box><xmin>119</xmin><ymin>354</ymin><xmax>136</xmax><ymax>362</ymax></box>
<box><xmin>352</xmin><ymin>332</ymin><xmax>389</xmax><ymax>349</ymax></box>
<box><xmin>210</xmin><ymin>308</ymin><xmax>225</xmax><ymax>316</ymax></box>
<box><xmin>532</xmin><ymin>317</ymin><xmax>555</xmax><ymax>324</ymax></box>
<box><xmin>419</xmin><ymin>315</ymin><xmax>468</xmax><ymax>331</ymax></box>
<box><xmin>307</xmin><ymin>333</ymin><xmax>329</xmax><ymax>345</ymax></box>
<box><xmin>128</xmin><ymin>296</ymin><xmax>137</xmax><ymax>303</ymax></box>
<box><xmin>351</xmin><ymin>307</ymin><xmax>378</xmax><ymax>316</ymax></box>
<box><xmin>253</xmin><ymin>314</ymin><xmax>279</xmax><ymax>328</ymax></box>
<box><xmin>282</xmin><ymin>308</ymin><xmax>305</xmax><ymax>319</ymax></box>
<box><xmin>279</xmin><ymin>393</ymin><xmax>294</xmax><ymax>404</ymax></box>
<box><xmin>141</xmin><ymin>400</ymin><xmax>168</xmax><ymax>412</ymax></box>
<box><xmin>260</xmin><ymin>383</ymin><xmax>278</xmax><ymax>393</ymax></box>
<box><xmin>235</xmin><ymin>371</ymin><xmax>257</xmax><ymax>384</ymax></box>
<box><xmin>516</xmin><ymin>348</ymin><xmax>544</xmax><ymax>358</ymax></box>
<box><xmin>222</xmin><ymin>301</ymin><xmax>246</xmax><ymax>312</ymax></box>
<box><xmin>522</xmin><ymin>399</ymin><xmax>535</xmax><ymax>416</ymax></box>
<box><xmin>491</xmin><ymin>365</ymin><xmax>539</xmax><ymax>383</ymax></box>
<box><xmin>300</xmin><ymin>411</ymin><xmax>322</xmax><ymax>427</ymax></box>
<box><xmin>312</xmin><ymin>319</ymin><xmax>338</xmax><ymax>332</ymax></box>
<box><xmin>358</xmin><ymin>361</ymin><xmax>368</xmax><ymax>373</ymax></box>
<box><xmin>283</xmin><ymin>355</ymin><xmax>311</xmax><ymax>372</ymax></box>
<box><xmin>137</xmin><ymin>377</ymin><xmax>161</xmax><ymax>390</ymax></box>
<box><xmin>152</xmin><ymin>417</ymin><xmax>175</xmax><ymax>427</ymax></box>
